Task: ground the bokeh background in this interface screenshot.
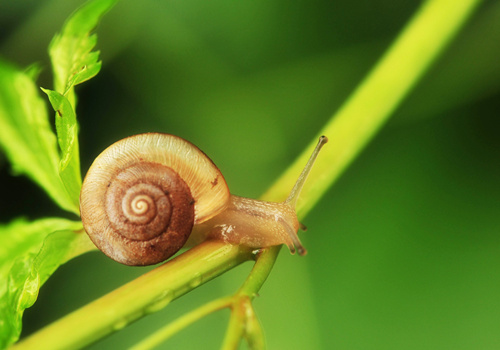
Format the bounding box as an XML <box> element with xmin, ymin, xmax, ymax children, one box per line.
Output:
<box><xmin>1</xmin><ymin>0</ymin><xmax>500</xmax><ymax>349</ymax></box>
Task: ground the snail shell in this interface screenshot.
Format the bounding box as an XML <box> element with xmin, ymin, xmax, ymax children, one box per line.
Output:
<box><xmin>80</xmin><ymin>133</ymin><xmax>230</xmax><ymax>265</ymax></box>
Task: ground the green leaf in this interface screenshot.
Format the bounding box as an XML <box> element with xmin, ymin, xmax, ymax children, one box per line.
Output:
<box><xmin>44</xmin><ymin>0</ymin><xmax>118</xmax><ymax>201</ymax></box>
<box><xmin>41</xmin><ymin>89</ymin><xmax>82</xmax><ymax>206</ymax></box>
<box><xmin>0</xmin><ymin>218</ymin><xmax>84</xmax><ymax>348</ymax></box>
<box><xmin>49</xmin><ymin>0</ymin><xmax>118</xmax><ymax>99</ymax></box>
<box><xmin>0</xmin><ymin>60</ymin><xmax>79</xmax><ymax>214</ymax></box>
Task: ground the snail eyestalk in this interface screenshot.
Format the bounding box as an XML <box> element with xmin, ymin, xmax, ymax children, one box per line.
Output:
<box><xmin>284</xmin><ymin>223</ymin><xmax>306</xmax><ymax>256</ymax></box>
<box><xmin>283</xmin><ymin>135</ymin><xmax>328</xmax><ymax>256</ymax></box>
<box><xmin>286</xmin><ymin>135</ymin><xmax>328</xmax><ymax>208</ymax></box>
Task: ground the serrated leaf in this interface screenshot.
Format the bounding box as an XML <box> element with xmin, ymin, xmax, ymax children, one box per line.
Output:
<box><xmin>41</xmin><ymin>89</ymin><xmax>82</xmax><ymax>203</ymax></box>
<box><xmin>0</xmin><ymin>60</ymin><xmax>79</xmax><ymax>214</ymax></box>
<box><xmin>49</xmin><ymin>0</ymin><xmax>117</xmax><ymax>98</ymax></box>
<box><xmin>0</xmin><ymin>218</ymin><xmax>84</xmax><ymax>348</ymax></box>
<box><xmin>44</xmin><ymin>0</ymin><xmax>118</xmax><ymax>202</ymax></box>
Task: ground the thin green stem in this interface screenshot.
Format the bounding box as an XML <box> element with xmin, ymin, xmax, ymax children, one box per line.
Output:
<box><xmin>238</xmin><ymin>247</ymin><xmax>281</xmax><ymax>297</ymax></box>
<box><xmin>241</xmin><ymin>298</ymin><xmax>266</xmax><ymax>350</ymax></box>
<box><xmin>130</xmin><ymin>296</ymin><xmax>233</xmax><ymax>350</ymax></box>
<box><xmin>220</xmin><ymin>297</ymin><xmax>265</xmax><ymax>350</ymax></box>
<box><xmin>219</xmin><ymin>248</ymin><xmax>279</xmax><ymax>349</ymax></box>
<box><xmin>129</xmin><ymin>247</ymin><xmax>278</xmax><ymax>350</ymax></box>
<box><xmin>221</xmin><ymin>297</ymin><xmax>247</xmax><ymax>350</ymax></box>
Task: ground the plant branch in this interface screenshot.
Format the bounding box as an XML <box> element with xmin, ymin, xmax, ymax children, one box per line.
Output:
<box><xmin>237</xmin><ymin>247</ymin><xmax>281</xmax><ymax>297</ymax></box>
<box><xmin>13</xmin><ymin>242</ymin><xmax>253</xmax><ymax>350</ymax></box>
<box><xmin>221</xmin><ymin>296</ymin><xmax>265</xmax><ymax>350</ymax></box>
<box><xmin>130</xmin><ymin>296</ymin><xmax>233</xmax><ymax>350</ymax></box>
<box><xmin>221</xmin><ymin>298</ymin><xmax>247</xmax><ymax>350</ymax></box>
<box><xmin>240</xmin><ymin>297</ymin><xmax>266</xmax><ymax>350</ymax></box>
<box><xmin>261</xmin><ymin>0</ymin><xmax>481</xmax><ymax>218</ymax></box>
<box><xmin>129</xmin><ymin>247</ymin><xmax>279</xmax><ymax>349</ymax></box>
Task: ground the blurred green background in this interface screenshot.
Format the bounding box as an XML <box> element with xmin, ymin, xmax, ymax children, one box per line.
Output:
<box><xmin>1</xmin><ymin>0</ymin><xmax>500</xmax><ymax>349</ymax></box>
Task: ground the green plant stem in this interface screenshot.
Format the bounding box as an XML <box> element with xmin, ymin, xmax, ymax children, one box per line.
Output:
<box><xmin>237</xmin><ymin>247</ymin><xmax>280</xmax><ymax>296</ymax></box>
<box><xmin>221</xmin><ymin>297</ymin><xmax>247</xmax><ymax>350</ymax></box>
<box><xmin>14</xmin><ymin>0</ymin><xmax>480</xmax><ymax>348</ymax></box>
<box><xmin>261</xmin><ymin>0</ymin><xmax>481</xmax><ymax>217</ymax></box>
<box><xmin>13</xmin><ymin>242</ymin><xmax>253</xmax><ymax>350</ymax></box>
<box><xmin>130</xmin><ymin>296</ymin><xmax>233</xmax><ymax>350</ymax></box>
<box><xmin>130</xmin><ymin>247</ymin><xmax>279</xmax><ymax>349</ymax></box>
<box><xmin>219</xmin><ymin>247</ymin><xmax>280</xmax><ymax>349</ymax></box>
<box><xmin>219</xmin><ymin>247</ymin><xmax>279</xmax><ymax>349</ymax></box>
<box><xmin>221</xmin><ymin>296</ymin><xmax>265</xmax><ymax>350</ymax></box>
<box><xmin>240</xmin><ymin>298</ymin><xmax>265</xmax><ymax>350</ymax></box>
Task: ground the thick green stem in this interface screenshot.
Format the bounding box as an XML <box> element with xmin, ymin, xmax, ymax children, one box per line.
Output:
<box><xmin>13</xmin><ymin>242</ymin><xmax>253</xmax><ymax>350</ymax></box>
<box><xmin>261</xmin><ymin>0</ymin><xmax>481</xmax><ymax>217</ymax></box>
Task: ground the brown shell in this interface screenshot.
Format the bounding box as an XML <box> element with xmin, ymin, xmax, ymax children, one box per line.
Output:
<box><xmin>80</xmin><ymin>133</ymin><xmax>230</xmax><ymax>265</ymax></box>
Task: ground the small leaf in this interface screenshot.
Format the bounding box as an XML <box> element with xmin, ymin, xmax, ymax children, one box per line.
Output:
<box><xmin>44</xmin><ymin>0</ymin><xmax>118</xmax><ymax>201</ymax></box>
<box><xmin>0</xmin><ymin>218</ymin><xmax>84</xmax><ymax>348</ymax></box>
<box><xmin>41</xmin><ymin>89</ymin><xmax>82</xmax><ymax>203</ymax></box>
<box><xmin>49</xmin><ymin>0</ymin><xmax>118</xmax><ymax>97</ymax></box>
<box><xmin>0</xmin><ymin>60</ymin><xmax>79</xmax><ymax>214</ymax></box>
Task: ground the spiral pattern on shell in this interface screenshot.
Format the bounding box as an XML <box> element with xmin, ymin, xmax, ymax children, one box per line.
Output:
<box><xmin>80</xmin><ymin>133</ymin><xmax>230</xmax><ymax>266</ymax></box>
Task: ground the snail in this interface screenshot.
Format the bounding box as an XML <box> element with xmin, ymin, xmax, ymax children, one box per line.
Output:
<box><xmin>80</xmin><ymin>133</ymin><xmax>327</xmax><ymax>266</ymax></box>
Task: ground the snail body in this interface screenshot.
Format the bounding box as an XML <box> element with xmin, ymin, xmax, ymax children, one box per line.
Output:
<box><xmin>80</xmin><ymin>133</ymin><xmax>327</xmax><ymax>265</ymax></box>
